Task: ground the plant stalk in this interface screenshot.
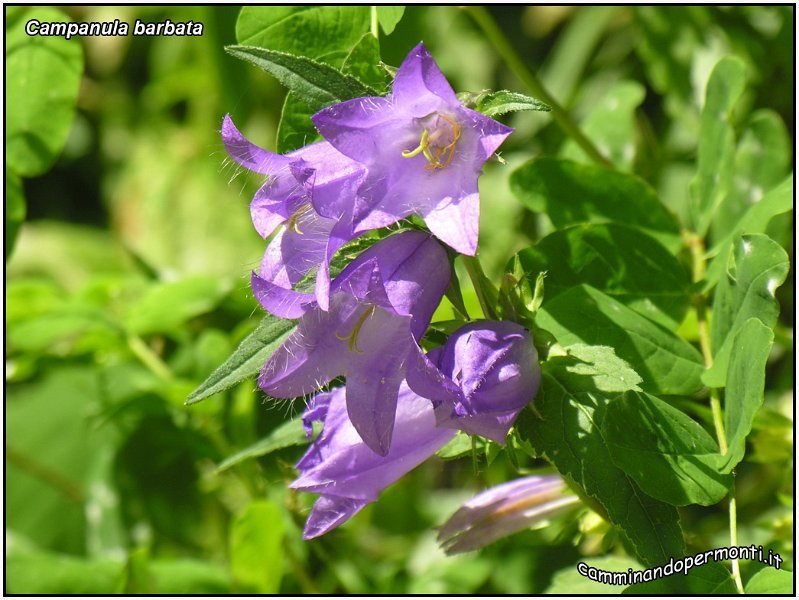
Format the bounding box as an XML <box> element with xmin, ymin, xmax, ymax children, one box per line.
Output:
<box><xmin>463</xmin><ymin>5</ymin><xmax>613</xmax><ymax>169</ymax></box>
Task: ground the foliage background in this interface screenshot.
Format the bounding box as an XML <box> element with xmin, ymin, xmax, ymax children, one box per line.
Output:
<box><xmin>5</xmin><ymin>5</ymin><xmax>794</xmax><ymax>594</ymax></box>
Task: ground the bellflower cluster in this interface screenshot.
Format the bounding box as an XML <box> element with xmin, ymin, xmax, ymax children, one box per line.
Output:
<box><xmin>223</xmin><ymin>42</ymin><xmax>542</xmax><ymax>540</ymax></box>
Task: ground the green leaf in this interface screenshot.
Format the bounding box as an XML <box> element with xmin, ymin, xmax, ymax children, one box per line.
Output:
<box><xmin>148</xmin><ymin>559</ymin><xmax>231</xmax><ymax>594</ymax></box>
<box><xmin>703</xmin><ymin>234</ymin><xmax>788</xmax><ymax>387</ymax></box>
<box><xmin>510</xmin><ymin>158</ymin><xmax>682</xmax><ymax>253</ymax></box>
<box><xmin>513</xmin><ymin>223</ymin><xmax>691</xmax><ymax>329</ymax></box>
<box><xmin>217</xmin><ymin>418</ymin><xmax>308</xmax><ymax>472</ymax></box>
<box><xmin>375</xmin><ymin>6</ymin><xmax>405</xmax><ymax>35</ymax></box>
<box><xmin>710</xmin><ymin>110</ymin><xmax>791</xmax><ymax>246</ymax></box>
<box><xmin>547</xmin><ymin>556</ymin><xmax>643</xmax><ymax>593</ymax></box>
<box><xmin>225</xmin><ymin>45</ymin><xmax>375</xmax><ymax>108</ymax></box>
<box><xmin>704</xmin><ymin>175</ymin><xmax>793</xmax><ymax>288</ymax></box>
<box><xmin>535</xmin><ymin>285</ymin><xmax>705</xmax><ymax>396</ymax></box>
<box><xmin>561</xmin><ymin>80</ymin><xmax>646</xmax><ymax>171</ymax></box>
<box><xmin>186</xmin><ymin>314</ymin><xmax>295</xmax><ymax>405</ymax></box>
<box><xmin>689</xmin><ymin>56</ymin><xmax>747</xmax><ymax>237</ymax></box>
<box><xmin>124</xmin><ymin>276</ymin><xmax>231</xmax><ymax>336</ymax></box>
<box><xmin>5</xmin><ymin>171</ymin><xmax>25</xmax><ymax>260</ymax></box>
<box><xmin>473</xmin><ymin>90</ymin><xmax>551</xmax><ymax>118</ymax></box>
<box><xmin>603</xmin><ymin>392</ymin><xmax>732</xmax><ymax>506</ymax></box>
<box><xmin>623</xmin><ymin>562</ymin><xmax>737</xmax><ymax>594</ymax></box>
<box><xmin>229</xmin><ymin>500</ymin><xmax>284</xmax><ymax>594</ymax></box>
<box><xmin>236</xmin><ymin>6</ymin><xmax>370</xmax><ymax>67</ymax></box>
<box><xmin>341</xmin><ymin>33</ymin><xmax>387</xmax><ymax>91</ymax></box>
<box><xmin>745</xmin><ymin>568</ymin><xmax>794</xmax><ymax>594</ymax></box>
<box><xmin>518</xmin><ymin>372</ymin><xmax>685</xmax><ymax>567</ymax></box>
<box><xmin>276</xmin><ymin>91</ymin><xmax>320</xmax><ymax>154</ymax></box>
<box><xmin>5</xmin><ymin>552</ymin><xmax>125</xmax><ymax>595</ymax></box>
<box><xmin>548</xmin><ymin>344</ymin><xmax>643</xmax><ymax>394</ymax></box>
<box><xmin>721</xmin><ymin>318</ymin><xmax>774</xmax><ymax>472</ymax></box>
<box><xmin>5</xmin><ymin>7</ymin><xmax>84</xmax><ymax>177</ymax></box>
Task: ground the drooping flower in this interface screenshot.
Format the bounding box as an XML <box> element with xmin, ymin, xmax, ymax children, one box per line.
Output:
<box><xmin>312</xmin><ymin>42</ymin><xmax>513</xmax><ymax>256</ymax></box>
<box><xmin>437</xmin><ymin>475</ymin><xmax>581</xmax><ymax>554</ymax></box>
<box><xmin>258</xmin><ymin>230</ymin><xmax>450</xmax><ymax>456</ymax></box>
<box><xmin>221</xmin><ymin>115</ymin><xmax>365</xmax><ymax>313</ymax></box>
<box><xmin>406</xmin><ymin>321</ymin><xmax>540</xmax><ymax>443</ymax></box>
<box><xmin>291</xmin><ymin>383</ymin><xmax>456</xmax><ymax>539</ymax></box>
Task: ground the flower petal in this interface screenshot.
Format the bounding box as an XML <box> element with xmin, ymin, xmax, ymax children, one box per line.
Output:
<box><xmin>392</xmin><ymin>42</ymin><xmax>459</xmax><ymax>116</ymax></box>
<box><xmin>251</xmin><ymin>270</ymin><xmax>315</xmax><ymax>320</ymax></box>
<box><xmin>302</xmin><ymin>494</ymin><xmax>369</xmax><ymax>540</ymax></box>
<box><xmin>420</xmin><ymin>189</ymin><xmax>480</xmax><ymax>256</ymax></box>
<box><xmin>222</xmin><ymin>114</ymin><xmax>289</xmax><ymax>175</ymax></box>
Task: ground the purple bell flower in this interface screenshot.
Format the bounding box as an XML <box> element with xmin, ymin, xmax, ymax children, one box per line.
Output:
<box><xmin>221</xmin><ymin>115</ymin><xmax>365</xmax><ymax>313</ymax></box>
<box><xmin>312</xmin><ymin>43</ymin><xmax>513</xmax><ymax>256</ymax></box>
<box><xmin>406</xmin><ymin>321</ymin><xmax>540</xmax><ymax>443</ymax></box>
<box><xmin>437</xmin><ymin>475</ymin><xmax>581</xmax><ymax>554</ymax></box>
<box><xmin>291</xmin><ymin>383</ymin><xmax>456</xmax><ymax>539</ymax></box>
<box><xmin>258</xmin><ymin>230</ymin><xmax>450</xmax><ymax>456</ymax></box>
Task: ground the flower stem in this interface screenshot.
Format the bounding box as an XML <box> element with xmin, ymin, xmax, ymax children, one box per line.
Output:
<box><xmin>686</xmin><ymin>229</ymin><xmax>743</xmax><ymax>594</ymax></box>
<box><xmin>462</xmin><ymin>5</ymin><xmax>613</xmax><ymax>169</ymax></box>
<box><xmin>370</xmin><ymin>6</ymin><xmax>379</xmax><ymax>38</ymax></box>
<box><xmin>462</xmin><ymin>255</ymin><xmax>498</xmax><ymax>320</ymax></box>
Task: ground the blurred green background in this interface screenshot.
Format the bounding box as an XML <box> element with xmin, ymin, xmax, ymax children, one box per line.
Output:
<box><xmin>5</xmin><ymin>5</ymin><xmax>793</xmax><ymax>594</ymax></box>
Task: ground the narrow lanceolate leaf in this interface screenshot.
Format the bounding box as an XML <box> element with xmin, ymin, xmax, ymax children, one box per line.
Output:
<box><xmin>513</xmin><ymin>223</ymin><xmax>691</xmax><ymax>329</ymax></box>
<box><xmin>518</xmin><ymin>372</ymin><xmax>685</xmax><ymax>567</ymax></box>
<box><xmin>473</xmin><ymin>90</ymin><xmax>551</xmax><ymax>118</ymax></box>
<box><xmin>186</xmin><ymin>315</ymin><xmax>295</xmax><ymax>405</ymax></box>
<box><xmin>704</xmin><ymin>175</ymin><xmax>793</xmax><ymax>288</ymax></box>
<box><xmin>721</xmin><ymin>318</ymin><xmax>774</xmax><ymax>473</ymax></box>
<box><xmin>217</xmin><ymin>418</ymin><xmax>307</xmax><ymax>472</ymax></box>
<box><xmin>510</xmin><ymin>158</ymin><xmax>682</xmax><ymax>253</ymax></box>
<box><xmin>225</xmin><ymin>45</ymin><xmax>376</xmax><ymax>107</ymax></box>
<box><xmin>535</xmin><ymin>285</ymin><xmax>704</xmax><ymax>396</ymax></box>
<box><xmin>703</xmin><ymin>234</ymin><xmax>788</xmax><ymax>388</ymax></box>
<box><xmin>603</xmin><ymin>392</ymin><xmax>732</xmax><ymax>506</ymax></box>
<box><xmin>689</xmin><ymin>56</ymin><xmax>747</xmax><ymax>237</ymax></box>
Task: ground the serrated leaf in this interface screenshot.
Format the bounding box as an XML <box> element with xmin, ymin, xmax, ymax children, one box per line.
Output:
<box><xmin>603</xmin><ymin>392</ymin><xmax>732</xmax><ymax>506</ymax></box>
<box><xmin>561</xmin><ymin>80</ymin><xmax>645</xmax><ymax>171</ymax></box>
<box><xmin>721</xmin><ymin>318</ymin><xmax>774</xmax><ymax>472</ymax></box>
<box><xmin>5</xmin><ymin>172</ymin><xmax>26</xmax><ymax>260</ymax></box>
<box><xmin>535</xmin><ymin>285</ymin><xmax>705</xmax><ymax>396</ymax></box>
<box><xmin>217</xmin><ymin>418</ymin><xmax>308</xmax><ymax>472</ymax></box>
<box><xmin>342</xmin><ymin>33</ymin><xmax>387</xmax><ymax>91</ymax></box>
<box><xmin>229</xmin><ymin>500</ymin><xmax>284</xmax><ymax>594</ymax></box>
<box><xmin>623</xmin><ymin>562</ymin><xmax>737</xmax><ymax>594</ymax></box>
<box><xmin>473</xmin><ymin>90</ymin><xmax>551</xmax><ymax>118</ymax></box>
<box><xmin>5</xmin><ymin>7</ymin><xmax>84</xmax><ymax>177</ymax></box>
<box><xmin>375</xmin><ymin>6</ymin><xmax>405</xmax><ymax>35</ymax></box>
<box><xmin>548</xmin><ymin>344</ymin><xmax>642</xmax><ymax>394</ymax></box>
<box><xmin>518</xmin><ymin>372</ymin><xmax>685</xmax><ymax>566</ymax></box>
<box><xmin>703</xmin><ymin>234</ymin><xmax>788</xmax><ymax>388</ymax></box>
<box><xmin>745</xmin><ymin>568</ymin><xmax>794</xmax><ymax>594</ymax></box>
<box><xmin>186</xmin><ymin>315</ymin><xmax>295</xmax><ymax>405</ymax></box>
<box><xmin>689</xmin><ymin>56</ymin><xmax>747</xmax><ymax>237</ymax></box>
<box><xmin>276</xmin><ymin>91</ymin><xmax>320</xmax><ymax>154</ymax></box>
<box><xmin>236</xmin><ymin>6</ymin><xmax>370</xmax><ymax>67</ymax></box>
<box><xmin>225</xmin><ymin>45</ymin><xmax>375</xmax><ymax>108</ymax></box>
<box><xmin>510</xmin><ymin>158</ymin><xmax>682</xmax><ymax>253</ymax></box>
<box><xmin>513</xmin><ymin>223</ymin><xmax>691</xmax><ymax>329</ymax></box>
<box><xmin>704</xmin><ymin>175</ymin><xmax>793</xmax><ymax>288</ymax></box>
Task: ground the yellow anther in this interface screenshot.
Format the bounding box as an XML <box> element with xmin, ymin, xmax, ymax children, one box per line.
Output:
<box><xmin>335</xmin><ymin>305</ymin><xmax>377</xmax><ymax>353</ymax></box>
<box><xmin>287</xmin><ymin>203</ymin><xmax>313</xmax><ymax>235</ymax></box>
<box><xmin>401</xmin><ymin>113</ymin><xmax>461</xmax><ymax>170</ymax></box>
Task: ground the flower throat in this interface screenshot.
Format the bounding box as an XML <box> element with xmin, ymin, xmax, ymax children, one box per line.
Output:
<box><xmin>402</xmin><ymin>113</ymin><xmax>461</xmax><ymax>170</ymax></box>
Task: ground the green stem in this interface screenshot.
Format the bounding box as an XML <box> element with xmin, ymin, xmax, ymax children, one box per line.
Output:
<box><xmin>462</xmin><ymin>255</ymin><xmax>498</xmax><ymax>320</ymax></box>
<box><xmin>6</xmin><ymin>444</ymin><xmax>85</xmax><ymax>503</ymax></box>
<box><xmin>128</xmin><ymin>335</ymin><xmax>173</xmax><ymax>380</ymax></box>
<box><xmin>687</xmin><ymin>229</ymin><xmax>743</xmax><ymax>594</ymax></box>
<box><xmin>370</xmin><ymin>6</ymin><xmax>379</xmax><ymax>38</ymax></box>
<box><xmin>462</xmin><ymin>5</ymin><xmax>613</xmax><ymax>169</ymax></box>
